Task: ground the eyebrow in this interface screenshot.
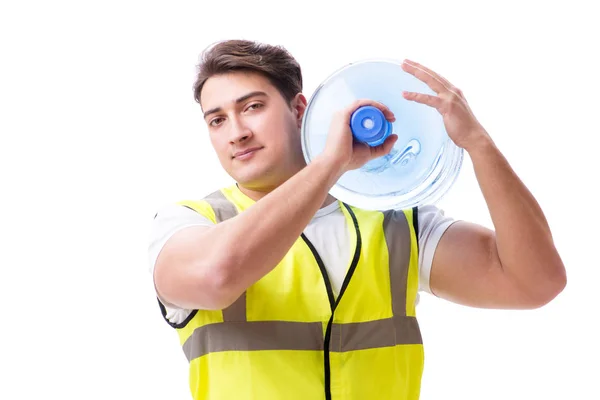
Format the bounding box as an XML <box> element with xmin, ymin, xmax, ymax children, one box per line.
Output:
<box><xmin>203</xmin><ymin>91</ymin><xmax>268</xmax><ymax>119</ymax></box>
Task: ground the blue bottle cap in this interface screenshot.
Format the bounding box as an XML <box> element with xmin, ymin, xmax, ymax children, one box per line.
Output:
<box><xmin>350</xmin><ymin>106</ymin><xmax>391</xmax><ymax>146</ymax></box>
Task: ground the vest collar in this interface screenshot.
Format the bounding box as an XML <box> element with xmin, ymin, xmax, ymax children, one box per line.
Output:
<box><xmin>224</xmin><ymin>183</ymin><xmax>345</xmax><ymax>215</ymax></box>
<box><xmin>221</xmin><ymin>183</ymin><xmax>256</xmax><ymax>211</ymax></box>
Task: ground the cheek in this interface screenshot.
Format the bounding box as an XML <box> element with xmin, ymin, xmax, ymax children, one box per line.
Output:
<box><xmin>258</xmin><ymin>113</ymin><xmax>296</xmax><ymax>146</ymax></box>
<box><xmin>209</xmin><ymin>135</ymin><xmax>230</xmax><ymax>163</ymax></box>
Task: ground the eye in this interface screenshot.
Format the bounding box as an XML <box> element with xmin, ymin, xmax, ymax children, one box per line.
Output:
<box><xmin>209</xmin><ymin>117</ymin><xmax>225</xmax><ymax>127</ymax></box>
<box><xmin>245</xmin><ymin>103</ymin><xmax>263</xmax><ymax>112</ymax></box>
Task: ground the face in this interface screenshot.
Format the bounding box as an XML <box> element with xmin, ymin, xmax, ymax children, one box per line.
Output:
<box><xmin>200</xmin><ymin>71</ymin><xmax>307</xmax><ymax>192</ymax></box>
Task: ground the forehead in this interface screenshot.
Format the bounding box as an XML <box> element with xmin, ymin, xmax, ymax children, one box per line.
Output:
<box><xmin>200</xmin><ymin>71</ymin><xmax>278</xmax><ymax>110</ymax></box>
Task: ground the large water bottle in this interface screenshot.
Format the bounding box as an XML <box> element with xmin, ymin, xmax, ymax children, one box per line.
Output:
<box><xmin>301</xmin><ymin>59</ymin><xmax>464</xmax><ymax>211</ymax></box>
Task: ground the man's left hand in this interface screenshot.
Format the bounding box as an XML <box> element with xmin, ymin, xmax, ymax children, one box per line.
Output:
<box><xmin>401</xmin><ymin>59</ymin><xmax>491</xmax><ymax>153</ymax></box>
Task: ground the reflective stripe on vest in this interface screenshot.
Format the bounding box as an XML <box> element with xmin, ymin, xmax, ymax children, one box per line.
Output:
<box><xmin>182</xmin><ymin>315</ymin><xmax>422</xmax><ymax>361</ymax></box>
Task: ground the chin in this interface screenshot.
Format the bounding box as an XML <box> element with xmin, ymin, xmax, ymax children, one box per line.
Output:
<box><xmin>233</xmin><ymin>167</ymin><xmax>287</xmax><ymax>191</ymax></box>
<box><xmin>231</xmin><ymin>166</ymin><xmax>271</xmax><ymax>186</ymax></box>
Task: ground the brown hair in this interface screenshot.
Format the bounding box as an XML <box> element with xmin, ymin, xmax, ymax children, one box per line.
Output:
<box><xmin>193</xmin><ymin>39</ymin><xmax>303</xmax><ymax>107</ymax></box>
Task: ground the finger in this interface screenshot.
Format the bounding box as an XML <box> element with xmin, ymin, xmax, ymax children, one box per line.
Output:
<box><xmin>401</xmin><ymin>60</ymin><xmax>451</xmax><ymax>94</ymax></box>
<box><xmin>345</xmin><ymin>99</ymin><xmax>395</xmax><ymax>122</ymax></box>
<box><xmin>371</xmin><ymin>134</ymin><xmax>398</xmax><ymax>157</ymax></box>
<box><xmin>346</xmin><ymin>99</ymin><xmax>396</xmax><ymax>121</ymax></box>
<box><xmin>403</xmin><ymin>59</ymin><xmax>454</xmax><ymax>89</ymax></box>
<box><xmin>402</xmin><ymin>91</ymin><xmax>444</xmax><ymax>110</ymax></box>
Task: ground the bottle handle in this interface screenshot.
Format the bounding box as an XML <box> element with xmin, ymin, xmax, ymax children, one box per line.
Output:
<box><xmin>389</xmin><ymin>139</ymin><xmax>421</xmax><ymax>167</ymax></box>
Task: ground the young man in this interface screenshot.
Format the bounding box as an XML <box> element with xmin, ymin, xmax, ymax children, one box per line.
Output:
<box><xmin>148</xmin><ymin>40</ymin><xmax>566</xmax><ymax>400</ymax></box>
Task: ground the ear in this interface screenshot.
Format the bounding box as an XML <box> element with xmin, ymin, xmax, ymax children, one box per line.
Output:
<box><xmin>290</xmin><ymin>93</ymin><xmax>308</xmax><ymax>129</ymax></box>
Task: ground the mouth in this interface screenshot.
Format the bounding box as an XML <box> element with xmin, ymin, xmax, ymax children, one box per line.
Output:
<box><xmin>232</xmin><ymin>146</ymin><xmax>263</xmax><ymax>159</ymax></box>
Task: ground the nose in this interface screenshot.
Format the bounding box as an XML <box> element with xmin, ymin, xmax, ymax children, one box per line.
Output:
<box><xmin>228</xmin><ymin>117</ymin><xmax>252</xmax><ymax>144</ymax></box>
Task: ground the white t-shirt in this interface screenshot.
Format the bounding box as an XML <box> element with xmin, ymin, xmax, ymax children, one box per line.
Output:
<box><xmin>148</xmin><ymin>200</ymin><xmax>457</xmax><ymax>324</ymax></box>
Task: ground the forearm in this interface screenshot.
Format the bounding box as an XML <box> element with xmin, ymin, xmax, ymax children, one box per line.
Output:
<box><xmin>467</xmin><ymin>133</ymin><xmax>566</xmax><ymax>301</ymax></box>
<box><xmin>203</xmin><ymin>155</ymin><xmax>343</xmax><ymax>302</ymax></box>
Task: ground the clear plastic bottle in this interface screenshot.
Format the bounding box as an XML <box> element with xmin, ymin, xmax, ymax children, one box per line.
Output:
<box><xmin>301</xmin><ymin>58</ymin><xmax>464</xmax><ymax>211</ymax></box>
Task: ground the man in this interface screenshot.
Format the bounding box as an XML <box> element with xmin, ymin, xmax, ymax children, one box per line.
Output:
<box><xmin>148</xmin><ymin>39</ymin><xmax>566</xmax><ymax>399</ymax></box>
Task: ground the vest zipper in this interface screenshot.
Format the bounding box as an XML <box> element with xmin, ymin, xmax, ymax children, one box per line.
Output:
<box><xmin>301</xmin><ymin>203</ymin><xmax>362</xmax><ymax>400</ymax></box>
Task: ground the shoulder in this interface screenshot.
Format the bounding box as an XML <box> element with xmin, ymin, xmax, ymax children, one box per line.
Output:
<box><xmin>152</xmin><ymin>188</ymin><xmax>229</xmax><ymax>222</ymax></box>
<box><xmin>149</xmin><ymin>201</ymin><xmax>215</xmax><ymax>244</ymax></box>
<box><xmin>372</xmin><ymin>204</ymin><xmax>457</xmax><ymax>252</ymax></box>
<box><xmin>152</xmin><ymin>201</ymin><xmax>213</xmax><ymax>226</ymax></box>
<box><xmin>415</xmin><ymin>204</ymin><xmax>456</xmax><ymax>243</ymax></box>
<box><xmin>147</xmin><ymin>199</ymin><xmax>216</xmax><ymax>274</ymax></box>
<box><xmin>149</xmin><ymin>193</ymin><xmax>222</xmax><ymax>249</ymax></box>
<box><xmin>153</xmin><ymin>202</ymin><xmax>204</xmax><ymax>219</ymax></box>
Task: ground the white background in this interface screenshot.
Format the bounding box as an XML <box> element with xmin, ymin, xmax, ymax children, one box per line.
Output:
<box><xmin>1</xmin><ymin>0</ymin><xmax>598</xmax><ymax>399</ymax></box>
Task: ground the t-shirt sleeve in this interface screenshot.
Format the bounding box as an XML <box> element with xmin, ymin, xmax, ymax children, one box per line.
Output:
<box><xmin>148</xmin><ymin>204</ymin><xmax>215</xmax><ymax>324</ymax></box>
<box><xmin>416</xmin><ymin>204</ymin><xmax>458</xmax><ymax>295</ymax></box>
<box><xmin>148</xmin><ymin>204</ymin><xmax>215</xmax><ymax>274</ymax></box>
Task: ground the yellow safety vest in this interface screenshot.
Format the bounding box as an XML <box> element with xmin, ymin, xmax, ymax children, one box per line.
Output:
<box><xmin>157</xmin><ymin>184</ymin><xmax>424</xmax><ymax>399</ymax></box>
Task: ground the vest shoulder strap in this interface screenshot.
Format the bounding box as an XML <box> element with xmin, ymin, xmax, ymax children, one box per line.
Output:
<box><xmin>178</xmin><ymin>189</ymin><xmax>239</xmax><ymax>224</ymax></box>
<box><xmin>203</xmin><ymin>190</ymin><xmax>239</xmax><ymax>223</ymax></box>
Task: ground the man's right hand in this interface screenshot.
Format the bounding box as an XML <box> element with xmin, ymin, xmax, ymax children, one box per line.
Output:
<box><xmin>320</xmin><ymin>99</ymin><xmax>398</xmax><ymax>174</ymax></box>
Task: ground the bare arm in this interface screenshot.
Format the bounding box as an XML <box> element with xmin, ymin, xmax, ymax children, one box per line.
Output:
<box><xmin>430</xmin><ymin>138</ymin><xmax>566</xmax><ymax>309</ymax></box>
<box><xmin>154</xmin><ymin>99</ymin><xmax>397</xmax><ymax>310</ymax></box>
<box><xmin>402</xmin><ymin>60</ymin><xmax>566</xmax><ymax>309</ymax></box>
